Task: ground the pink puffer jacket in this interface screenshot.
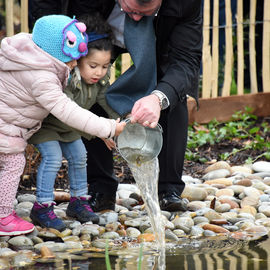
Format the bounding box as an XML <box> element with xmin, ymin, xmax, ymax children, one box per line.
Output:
<box><xmin>0</xmin><ymin>33</ymin><xmax>116</xmax><ymax>154</ymax></box>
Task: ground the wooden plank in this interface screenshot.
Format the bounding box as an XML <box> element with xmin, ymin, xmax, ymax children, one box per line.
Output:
<box><xmin>221</xmin><ymin>0</ymin><xmax>234</xmax><ymax>96</ymax></box>
<box><xmin>5</xmin><ymin>0</ymin><xmax>14</xmax><ymax>36</ymax></box>
<box><xmin>262</xmin><ymin>0</ymin><xmax>270</xmax><ymax>92</ymax></box>
<box><xmin>121</xmin><ymin>53</ymin><xmax>131</xmax><ymax>74</ymax></box>
<box><xmin>20</xmin><ymin>0</ymin><xmax>29</xmax><ymax>33</ymax></box>
<box><xmin>249</xmin><ymin>0</ymin><xmax>258</xmax><ymax>93</ymax></box>
<box><xmin>187</xmin><ymin>92</ymin><xmax>270</xmax><ymax>124</ymax></box>
<box><xmin>211</xmin><ymin>0</ymin><xmax>219</xmax><ymax>97</ymax></box>
<box><xmin>202</xmin><ymin>0</ymin><xmax>212</xmax><ymax>98</ymax></box>
<box><xmin>236</xmin><ymin>0</ymin><xmax>244</xmax><ymax>95</ymax></box>
<box><xmin>109</xmin><ymin>63</ymin><xmax>116</xmax><ymax>84</ymax></box>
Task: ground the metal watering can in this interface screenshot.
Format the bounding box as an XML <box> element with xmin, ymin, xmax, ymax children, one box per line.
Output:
<box><xmin>115</xmin><ymin>119</ymin><xmax>163</xmax><ymax>165</ymax></box>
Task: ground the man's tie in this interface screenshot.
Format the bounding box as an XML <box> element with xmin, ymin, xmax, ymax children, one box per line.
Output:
<box><xmin>106</xmin><ymin>15</ymin><xmax>157</xmax><ymax>116</ymax></box>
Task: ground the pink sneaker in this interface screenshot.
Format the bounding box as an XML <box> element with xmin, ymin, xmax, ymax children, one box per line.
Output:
<box><xmin>0</xmin><ymin>211</ymin><xmax>35</xmax><ymax>236</ymax></box>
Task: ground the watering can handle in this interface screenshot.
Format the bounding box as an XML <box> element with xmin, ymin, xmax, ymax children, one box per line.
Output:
<box><xmin>122</xmin><ymin>118</ymin><xmax>163</xmax><ymax>133</ymax></box>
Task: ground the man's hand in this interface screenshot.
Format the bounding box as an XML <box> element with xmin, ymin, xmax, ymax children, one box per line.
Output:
<box><xmin>130</xmin><ymin>94</ymin><xmax>161</xmax><ymax>128</ymax></box>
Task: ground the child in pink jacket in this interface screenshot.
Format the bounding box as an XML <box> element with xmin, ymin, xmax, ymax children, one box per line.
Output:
<box><xmin>0</xmin><ymin>14</ymin><xmax>125</xmax><ymax>236</ymax></box>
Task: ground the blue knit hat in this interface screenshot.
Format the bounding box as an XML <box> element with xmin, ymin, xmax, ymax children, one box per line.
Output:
<box><xmin>32</xmin><ymin>15</ymin><xmax>88</xmax><ymax>63</ymax></box>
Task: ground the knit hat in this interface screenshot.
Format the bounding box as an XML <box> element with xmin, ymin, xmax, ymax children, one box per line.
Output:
<box><xmin>32</xmin><ymin>15</ymin><xmax>88</xmax><ymax>63</ymax></box>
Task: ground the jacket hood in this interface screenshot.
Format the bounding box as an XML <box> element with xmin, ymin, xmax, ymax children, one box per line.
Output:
<box><xmin>0</xmin><ymin>33</ymin><xmax>69</xmax><ymax>84</ymax></box>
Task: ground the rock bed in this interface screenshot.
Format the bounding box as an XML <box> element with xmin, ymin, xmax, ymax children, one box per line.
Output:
<box><xmin>1</xmin><ymin>160</ymin><xmax>270</xmax><ymax>268</ymax></box>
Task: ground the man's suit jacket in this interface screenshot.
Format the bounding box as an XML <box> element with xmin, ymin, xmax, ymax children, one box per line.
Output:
<box><xmin>72</xmin><ymin>0</ymin><xmax>203</xmax><ymax>109</ymax></box>
<box><xmin>31</xmin><ymin>0</ymin><xmax>202</xmax><ymax>108</ymax></box>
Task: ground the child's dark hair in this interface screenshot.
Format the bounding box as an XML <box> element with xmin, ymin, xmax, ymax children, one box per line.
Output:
<box><xmin>77</xmin><ymin>12</ymin><xmax>114</xmax><ymax>53</ymax></box>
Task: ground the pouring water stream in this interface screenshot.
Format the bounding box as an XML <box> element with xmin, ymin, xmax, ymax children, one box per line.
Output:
<box><xmin>116</xmin><ymin>120</ymin><xmax>166</xmax><ymax>269</ymax></box>
<box><xmin>128</xmin><ymin>158</ymin><xmax>166</xmax><ymax>270</ymax></box>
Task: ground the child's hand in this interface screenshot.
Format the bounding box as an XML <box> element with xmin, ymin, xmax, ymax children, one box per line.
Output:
<box><xmin>102</xmin><ymin>138</ymin><xmax>116</xmax><ymax>150</ymax></box>
<box><xmin>114</xmin><ymin>118</ymin><xmax>126</xmax><ymax>137</ymax></box>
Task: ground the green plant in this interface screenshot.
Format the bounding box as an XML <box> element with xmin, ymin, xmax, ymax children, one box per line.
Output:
<box><xmin>186</xmin><ymin>107</ymin><xmax>270</xmax><ymax>164</ymax></box>
<box><xmin>137</xmin><ymin>243</ymin><xmax>143</xmax><ymax>270</ymax></box>
<box><xmin>105</xmin><ymin>239</ymin><xmax>112</xmax><ymax>270</ymax></box>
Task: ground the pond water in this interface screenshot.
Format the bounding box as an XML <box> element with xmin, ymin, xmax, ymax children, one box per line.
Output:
<box><xmin>31</xmin><ymin>235</ymin><xmax>270</xmax><ymax>269</ymax></box>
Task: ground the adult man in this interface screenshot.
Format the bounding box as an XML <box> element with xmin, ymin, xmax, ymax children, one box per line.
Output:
<box><xmin>31</xmin><ymin>0</ymin><xmax>203</xmax><ymax>212</ymax></box>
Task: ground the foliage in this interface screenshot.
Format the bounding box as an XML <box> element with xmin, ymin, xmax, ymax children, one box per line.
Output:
<box><xmin>105</xmin><ymin>239</ymin><xmax>112</xmax><ymax>270</ymax></box>
<box><xmin>186</xmin><ymin>107</ymin><xmax>270</xmax><ymax>164</ymax></box>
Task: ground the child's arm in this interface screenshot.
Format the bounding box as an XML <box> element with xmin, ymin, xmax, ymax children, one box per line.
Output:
<box><xmin>32</xmin><ymin>78</ymin><xmax>124</xmax><ymax>139</ymax></box>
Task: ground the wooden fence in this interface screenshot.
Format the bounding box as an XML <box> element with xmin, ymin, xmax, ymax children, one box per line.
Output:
<box><xmin>3</xmin><ymin>0</ymin><xmax>270</xmax><ymax>101</ymax></box>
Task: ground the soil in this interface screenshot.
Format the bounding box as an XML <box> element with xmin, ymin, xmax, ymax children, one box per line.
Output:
<box><xmin>18</xmin><ymin>116</ymin><xmax>270</xmax><ymax>193</ymax></box>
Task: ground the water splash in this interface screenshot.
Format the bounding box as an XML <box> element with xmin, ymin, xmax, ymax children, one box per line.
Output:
<box><xmin>128</xmin><ymin>157</ymin><xmax>166</xmax><ymax>270</ymax></box>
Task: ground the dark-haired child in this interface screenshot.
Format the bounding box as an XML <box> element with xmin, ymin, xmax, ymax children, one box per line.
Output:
<box><xmin>28</xmin><ymin>12</ymin><xmax>121</xmax><ymax>230</ymax></box>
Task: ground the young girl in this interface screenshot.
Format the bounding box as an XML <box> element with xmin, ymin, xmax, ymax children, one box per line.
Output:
<box><xmin>0</xmin><ymin>14</ymin><xmax>125</xmax><ymax>236</ymax></box>
<box><xmin>28</xmin><ymin>12</ymin><xmax>120</xmax><ymax>231</ymax></box>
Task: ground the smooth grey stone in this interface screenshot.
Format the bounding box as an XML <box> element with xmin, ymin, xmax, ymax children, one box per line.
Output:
<box><xmin>223</xmin><ymin>225</ymin><xmax>239</xmax><ymax>232</ymax></box>
<box><xmin>15</xmin><ymin>208</ymin><xmax>31</xmax><ymax>217</ymax></box>
<box><xmin>0</xmin><ymin>248</ymin><xmax>17</xmax><ymax>256</ymax></box>
<box><xmin>100</xmin><ymin>232</ymin><xmax>120</xmax><ymax>239</ymax></box>
<box><xmin>8</xmin><ymin>236</ymin><xmax>34</xmax><ymax>247</ymax></box>
<box><xmin>161</xmin><ymin>210</ymin><xmax>171</xmax><ymax>220</ymax></box>
<box><xmin>193</xmin><ymin>216</ymin><xmax>209</xmax><ymax>225</ymax></box>
<box><xmin>252</xmin><ymin>161</ymin><xmax>270</xmax><ymax>173</ymax></box>
<box><xmin>72</xmin><ymin>226</ymin><xmax>83</xmax><ymax>236</ymax></box>
<box><xmin>190</xmin><ymin>226</ymin><xmax>204</xmax><ymax>237</ymax></box>
<box><xmin>125</xmin><ymin>210</ymin><xmax>141</xmax><ymax>218</ymax></box>
<box><xmin>17</xmin><ymin>194</ymin><xmax>36</xmax><ymax>203</ymax></box>
<box><xmin>173</xmin><ymin>229</ymin><xmax>186</xmax><ymax>237</ymax></box>
<box><xmin>34</xmin><ymin>242</ymin><xmax>66</xmax><ymax>252</ymax></box>
<box><xmin>253</xmin><ymin>172</ymin><xmax>270</xmax><ymax>178</ymax></box>
<box><xmin>260</xmin><ymin>194</ymin><xmax>270</xmax><ymax>202</ymax></box>
<box><xmin>227</xmin><ymin>217</ymin><xmax>248</xmax><ymax>224</ymax></box>
<box><xmin>30</xmin><ymin>236</ymin><xmax>44</xmax><ymax>244</ymax></box>
<box><xmin>126</xmin><ymin>227</ymin><xmax>141</xmax><ymax>238</ymax></box>
<box><xmin>92</xmin><ymin>239</ymin><xmax>108</xmax><ymax>249</ymax></box>
<box><xmin>80</xmin><ymin>225</ymin><xmax>99</xmax><ymax>236</ymax></box>
<box><xmin>0</xmin><ymin>236</ymin><xmax>10</xmax><ymax>242</ymax></box>
<box><xmin>12</xmin><ymin>253</ymin><xmax>33</xmax><ymax>268</ymax></box>
<box><xmin>139</xmin><ymin>220</ymin><xmax>152</xmax><ymax>232</ymax></box>
<box><xmin>165</xmin><ymin>229</ymin><xmax>179</xmax><ymax>241</ymax></box>
<box><xmin>98</xmin><ymin>212</ymin><xmax>118</xmax><ymax>225</ymax></box>
<box><xmin>68</xmin><ymin>221</ymin><xmax>82</xmax><ymax>229</ymax></box>
<box><xmin>202</xmin><ymin>169</ymin><xmax>231</xmax><ymax>180</ymax></box>
<box><xmin>124</xmin><ymin>218</ymin><xmax>143</xmax><ymax>228</ymax></box>
<box><xmin>196</xmin><ymin>208</ymin><xmax>213</xmax><ymax>216</ymax></box>
<box><xmin>203</xmin><ymin>230</ymin><xmax>217</xmax><ymax>236</ymax></box>
<box><xmin>64</xmin><ymin>241</ymin><xmax>83</xmax><ymax>250</ymax></box>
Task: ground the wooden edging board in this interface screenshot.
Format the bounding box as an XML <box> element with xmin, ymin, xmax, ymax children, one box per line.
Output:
<box><xmin>187</xmin><ymin>92</ymin><xmax>270</xmax><ymax>124</ymax></box>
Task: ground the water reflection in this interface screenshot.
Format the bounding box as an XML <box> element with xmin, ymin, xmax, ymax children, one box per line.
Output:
<box><xmin>62</xmin><ymin>236</ymin><xmax>270</xmax><ymax>270</ymax></box>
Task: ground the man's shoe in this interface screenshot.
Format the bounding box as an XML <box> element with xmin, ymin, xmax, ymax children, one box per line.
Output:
<box><xmin>0</xmin><ymin>211</ymin><xmax>35</xmax><ymax>236</ymax></box>
<box><xmin>30</xmin><ymin>202</ymin><xmax>66</xmax><ymax>231</ymax></box>
<box><xmin>159</xmin><ymin>192</ymin><xmax>189</xmax><ymax>212</ymax></box>
<box><xmin>88</xmin><ymin>192</ymin><xmax>115</xmax><ymax>212</ymax></box>
<box><xmin>66</xmin><ymin>196</ymin><xmax>99</xmax><ymax>224</ymax></box>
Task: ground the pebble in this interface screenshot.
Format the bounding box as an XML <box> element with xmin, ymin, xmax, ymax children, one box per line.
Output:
<box><xmin>252</xmin><ymin>161</ymin><xmax>270</xmax><ymax>173</ymax></box>
<box><xmin>2</xmin><ymin>160</ymin><xmax>270</xmax><ymax>268</ymax></box>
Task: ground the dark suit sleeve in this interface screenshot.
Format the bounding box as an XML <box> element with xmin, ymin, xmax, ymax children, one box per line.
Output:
<box><xmin>31</xmin><ymin>0</ymin><xmax>63</xmax><ymax>21</ymax></box>
<box><xmin>30</xmin><ymin>0</ymin><xmax>113</xmax><ymax>22</ymax></box>
<box><xmin>156</xmin><ymin>2</ymin><xmax>203</xmax><ymax>110</ymax></box>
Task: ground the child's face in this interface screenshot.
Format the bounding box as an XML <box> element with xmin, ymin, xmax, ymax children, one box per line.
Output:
<box><xmin>78</xmin><ymin>49</ymin><xmax>111</xmax><ymax>84</ymax></box>
<box><xmin>66</xmin><ymin>60</ymin><xmax>77</xmax><ymax>70</ymax></box>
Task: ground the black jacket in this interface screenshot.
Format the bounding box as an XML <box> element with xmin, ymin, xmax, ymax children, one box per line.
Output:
<box><xmin>31</xmin><ymin>0</ymin><xmax>202</xmax><ymax>109</ymax></box>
